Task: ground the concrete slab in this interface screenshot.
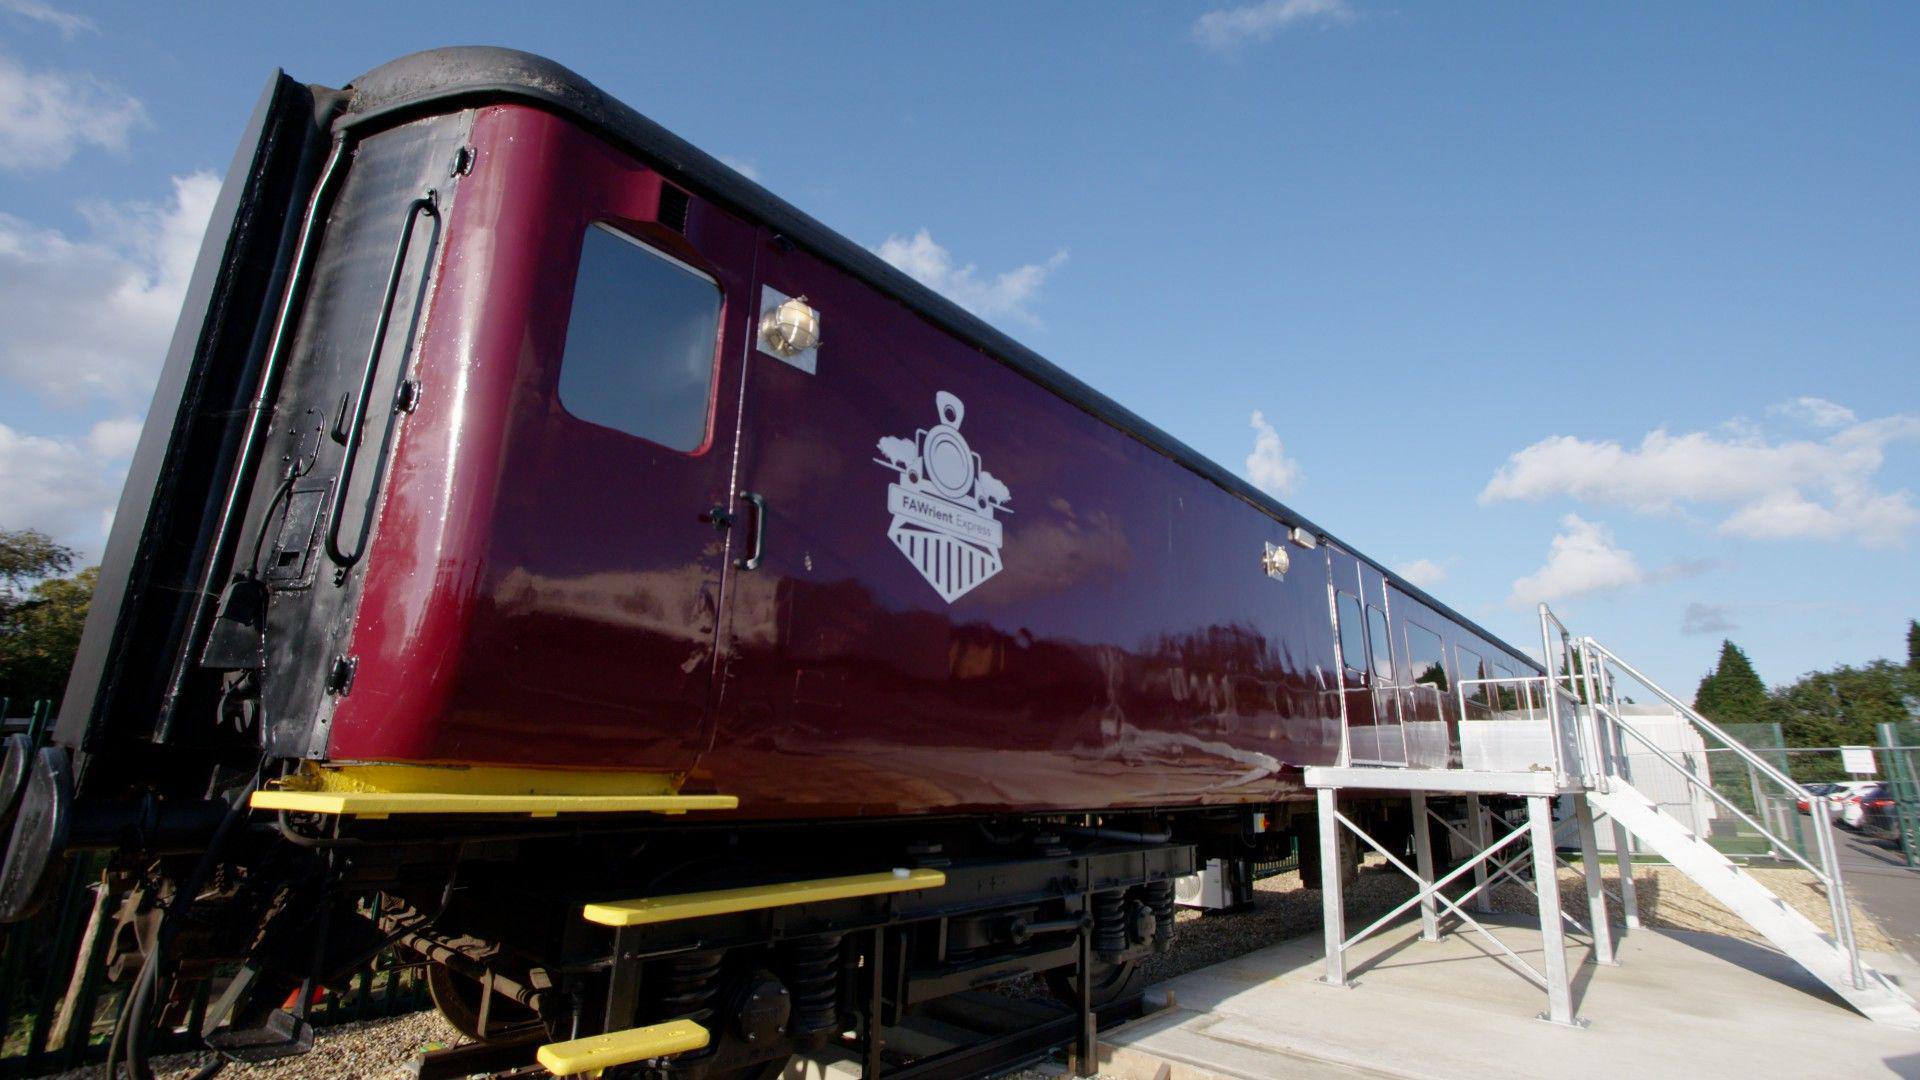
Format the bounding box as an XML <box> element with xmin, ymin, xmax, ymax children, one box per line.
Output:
<box><xmin>1841</xmin><ymin>830</ymin><xmax>1920</xmax><ymax>959</ymax></box>
<box><xmin>1101</xmin><ymin>915</ymin><xmax>1920</xmax><ymax>1080</ymax></box>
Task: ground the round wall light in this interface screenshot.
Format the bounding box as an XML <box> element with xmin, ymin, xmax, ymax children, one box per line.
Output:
<box><xmin>761</xmin><ymin>295</ymin><xmax>822</xmax><ymax>358</ymax></box>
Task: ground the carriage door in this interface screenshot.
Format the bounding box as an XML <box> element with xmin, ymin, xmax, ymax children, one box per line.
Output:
<box><xmin>1328</xmin><ymin>545</ymin><xmax>1407</xmax><ymax>766</ymax></box>
<box><xmin>480</xmin><ymin>129</ymin><xmax>765</xmax><ymax>774</ymax></box>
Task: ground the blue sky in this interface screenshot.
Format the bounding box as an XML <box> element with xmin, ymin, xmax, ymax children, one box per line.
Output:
<box><xmin>1</xmin><ymin>1</ymin><xmax>1916</xmax><ymax>693</ymax></box>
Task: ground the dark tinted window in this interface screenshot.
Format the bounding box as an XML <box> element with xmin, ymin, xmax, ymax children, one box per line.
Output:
<box><xmin>1406</xmin><ymin>622</ymin><xmax>1448</xmax><ymax>692</ymax></box>
<box><xmin>1493</xmin><ymin>662</ymin><xmax>1524</xmax><ymax>711</ymax></box>
<box><xmin>1337</xmin><ymin>592</ymin><xmax>1367</xmax><ymax>674</ymax></box>
<box><xmin>558</xmin><ymin>225</ymin><xmax>721</xmax><ymax>451</ymax></box>
<box><xmin>1458</xmin><ymin>646</ymin><xmax>1488</xmax><ymax>718</ymax></box>
<box><xmin>1366</xmin><ymin>607</ymin><xmax>1393</xmax><ymax>679</ymax></box>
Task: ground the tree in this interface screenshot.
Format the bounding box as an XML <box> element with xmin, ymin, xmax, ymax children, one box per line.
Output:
<box><xmin>1908</xmin><ymin>619</ymin><xmax>1919</xmax><ymax>672</ymax></box>
<box><xmin>1764</xmin><ymin>621</ymin><xmax>1920</xmax><ymax>783</ymax></box>
<box><xmin>0</xmin><ymin>529</ymin><xmax>75</xmax><ymax>601</ymax></box>
<box><xmin>0</xmin><ymin>528</ymin><xmax>92</xmax><ymax>709</ymax></box>
<box><xmin>0</xmin><ymin>568</ymin><xmax>95</xmax><ymax>706</ymax></box>
<box><xmin>1693</xmin><ymin>639</ymin><xmax>1773</xmax><ymax>728</ymax></box>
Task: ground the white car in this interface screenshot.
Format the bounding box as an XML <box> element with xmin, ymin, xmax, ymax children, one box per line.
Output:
<box><xmin>1832</xmin><ymin>781</ymin><xmax>1881</xmax><ymax>828</ymax></box>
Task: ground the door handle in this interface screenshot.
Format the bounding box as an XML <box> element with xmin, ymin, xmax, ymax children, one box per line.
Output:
<box><xmin>735</xmin><ymin>491</ymin><xmax>766</xmax><ymax>571</ymax></box>
<box><xmin>326</xmin><ymin>188</ymin><xmax>439</xmax><ymax>570</ymax></box>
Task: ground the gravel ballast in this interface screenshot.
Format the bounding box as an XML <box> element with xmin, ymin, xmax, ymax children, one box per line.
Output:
<box><xmin>50</xmin><ymin>1011</ymin><xmax>461</xmax><ymax>1080</ymax></box>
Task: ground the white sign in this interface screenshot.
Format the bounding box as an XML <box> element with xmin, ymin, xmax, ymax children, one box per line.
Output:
<box><xmin>1841</xmin><ymin>745</ymin><xmax>1877</xmax><ymax>776</ymax></box>
<box><xmin>874</xmin><ymin>391</ymin><xmax>1012</xmax><ymax>603</ymax></box>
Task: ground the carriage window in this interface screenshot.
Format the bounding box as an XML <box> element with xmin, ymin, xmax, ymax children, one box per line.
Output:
<box><xmin>1493</xmin><ymin>662</ymin><xmax>1524</xmax><ymax>711</ymax></box>
<box><xmin>1405</xmin><ymin>623</ymin><xmax>1448</xmax><ymax>693</ymax></box>
<box><xmin>1458</xmin><ymin>646</ymin><xmax>1488</xmax><ymax>718</ymax></box>
<box><xmin>558</xmin><ymin>224</ymin><xmax>721</xmax><ymax>451</ymax></box>
<box><xmin>1337</xmin><ymin>592</ymin><xmax>1367</xmax><ymax>674</ymax></box>
<box><xmin>1366</xmin><ymin>606</ymin><xmax>1393</xmax><ymax>680</ymax></box>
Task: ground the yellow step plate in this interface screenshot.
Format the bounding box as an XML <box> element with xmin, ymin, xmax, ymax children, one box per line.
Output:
<box><xmin>249</xmin><ymin>790</ymin><xmax>738</xmax><ymax>820</ymax></box>
<box><xmin>537</xmin><ymin>1018</ymin><xmax>708</xmax><ymax>1076</ymax></box>
<box><xmin>583</xmin><ymin>868</ymin><xmax>947</xmax><ymax>927</ymax></box>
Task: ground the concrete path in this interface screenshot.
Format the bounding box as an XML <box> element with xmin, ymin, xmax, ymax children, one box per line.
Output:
<box><xmin>1842</xmin><ymin>830</ymin><xmax>1920</xmax><ymax>958</ymax></box>
<box><xmin>1099</xmin><ymin>914</ymin><xmax>1920</xmax><ymax>1080</ymax></box>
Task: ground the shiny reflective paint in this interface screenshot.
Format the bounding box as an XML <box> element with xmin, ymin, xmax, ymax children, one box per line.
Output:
<box><xmin>329</xmin><ymin>104</ymin><xmax>1522</xmax><ymax>818</ymax></box>
<box><xmin>330</xmin><ymin>106</ymin><xmax>754</xmax><ymax>775</ymax></box>
<box><xmin>714</xmin><ymin>219</ymin><xmax>1344</xmax><ymax>813</ymax></box>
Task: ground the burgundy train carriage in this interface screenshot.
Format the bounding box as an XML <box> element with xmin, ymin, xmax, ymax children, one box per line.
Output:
<box><xmin>0</xmin><ymin>48</ymin><xmax>1536</xmax><ymax>1079</ymax></box>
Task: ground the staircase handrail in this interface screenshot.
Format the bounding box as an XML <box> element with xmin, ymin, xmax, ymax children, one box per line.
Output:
<box><xmin>1537</xmin><ymin>605</ymin><xmax>1584</xmax><ymax>785</ymax></box>
<box><xmin>1600</xmin><ymin>706</ymin><xmax>1828</xmax><ymax>881</ymax></box>
<box><xmin>1582</xmin><ymin>638</ymin><xmax>1809</xmax><ymax>800</ymax></box>
<box><xmin>1578</xmin><ymin>632</ymin><xmax>1864</xmax><ymax>988</ymax></box>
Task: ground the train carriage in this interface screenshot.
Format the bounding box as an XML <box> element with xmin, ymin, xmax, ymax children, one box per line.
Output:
<box><xmin>0</xmin><ymin>48</ymin><xmax>1538</xmax><ymax>1079</ymax></box>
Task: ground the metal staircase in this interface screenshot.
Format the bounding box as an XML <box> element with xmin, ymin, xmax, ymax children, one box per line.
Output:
<box><xmin>1568</xmin><ymin>624</ymin><xmax>1920</xmax><ymax>1027</ymax></box>
<box><xmin>1307</xmin><ymin>604</ymin><xmax>1920</xmax><ymax>1029</ymax></box>
<box><xmin>1590</xmin><ymin>779</ymin><xmax>1917</xmax><ymax>1022</ymax></box>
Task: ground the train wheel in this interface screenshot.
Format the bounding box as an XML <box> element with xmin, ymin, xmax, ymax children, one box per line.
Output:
<box><xmin>426</xmin><ymin>962</ymin><xmax>538</xmax><ymax>1042</ymax></box>
<box><xmin>1043</xmin><ymin>957</ymin><xmax>1145</xmax><ymax>1009</ymax></box>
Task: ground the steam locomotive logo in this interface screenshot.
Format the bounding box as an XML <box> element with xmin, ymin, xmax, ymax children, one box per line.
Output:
<box><xmin>875</xmin><ymin>391</ymin><xmax>1012</xmax><ymax>603</ymax></box>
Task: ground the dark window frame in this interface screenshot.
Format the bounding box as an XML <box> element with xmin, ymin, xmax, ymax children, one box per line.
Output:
<box><xmin>1404</xmin><ymin>620</ymin><xmax>1449</xmax><ymax>693</ymax></box>
<box><xmin>1366</xmin><ymin>605</ymin><xmax>1394</xmax><ymax>681</ymax></box>
<box><xmin>1458</xmin><ymin>645</ymin><xmax>1489</xmax><ymax>718</ymax></box>
<box><xmin>555</xmin><ymin>222</ymin><xmax>725</xmax><ymax>453</ymax></box>
<box><xmin>1337</xmin><ymin>591</ymin><xmax>1367</xmax><ymax>676</ymax></box>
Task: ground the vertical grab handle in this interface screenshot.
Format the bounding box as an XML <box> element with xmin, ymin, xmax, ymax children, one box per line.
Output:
<box><xmin>326</xmin><ymin>188</ymin><xmax>439</xmax><ymax>570</ymax></box>
<box><xmin>735</xmin><ymin>492</ymin><xmax>767</xmax><ymax>571</ymax></box>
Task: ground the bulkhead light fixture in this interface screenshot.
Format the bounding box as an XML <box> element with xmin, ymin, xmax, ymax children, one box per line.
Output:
<box><xmin>761</xmin><ymin>295</ymin><xmax>821</xmax><ymax>358</ymax></box>
<box><xmin>1262</xmin><ymin>541</ymin><xmax>1291</xmax><ymax>580</ymax></box>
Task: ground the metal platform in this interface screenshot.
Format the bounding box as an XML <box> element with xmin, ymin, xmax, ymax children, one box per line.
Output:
<box><xmin>1303</xmin><ymin>767</ymin><xmax>1573</xmax><ymax>796</ymax></box>
<box><xmin>1096</xmin><ymin>917</ymin><xmax>1920</xmax><ymax>1080</ymax></box>
<box><xmin>1303</xmin><ymin>604</ymin><xmax>1920</xmax><ymax>1029</ymax></box>
<box><xmin>1306</xmin><ymin>769</ymin><xmax>1613</xmax><ymax>1026</ymax></box>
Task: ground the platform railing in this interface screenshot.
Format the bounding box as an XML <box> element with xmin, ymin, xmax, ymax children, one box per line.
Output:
<box><xmin>1574</xmin><ymin>631</ymin><xmax>1865</xmax><ymax>990</ymax></box>
<box><xmin>1452</xmin><ymin>673</ymin><xmax>1587</xmax><ymax>787</ymax></box>
<box><xmin>1540</xmin><ymin>605</ymin><xmax>1615</xmax><ymax>791</ymax></box>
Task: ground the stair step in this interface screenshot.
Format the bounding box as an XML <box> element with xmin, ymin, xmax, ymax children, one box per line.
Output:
<box><xmin>249</xmin><ymin>789</ymin><xmax>738</xmax><ymax>819</ymax></box>
<box><xmin>1592</xmin><ymin>781</ymin><xmax>1920</xmax><ymax>1029</ymax></box>
<box><xmin>582</xmin><ymin>868</ymin><xmax>948</xmax><ymax>927</ymax></box>
<box><xmin>536</xmin><ymin>1019</ymin><xmax>708</xmax><ymax>1076</ymax></box>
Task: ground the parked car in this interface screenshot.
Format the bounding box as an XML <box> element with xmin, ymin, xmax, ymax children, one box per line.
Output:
<box><xmin>1816</xmin><ymin>780</ymin><xmax>1881</xmax><ymax>824</ymax></box>
<box><xmin>1836</xmin><ymin>782</ymin><xmax>1888</xmax><ymax>829</ymax></box>
<box><xmin>1796</xmin><ymin>782</ymin><xmax>1840</xmax><ymax>814</ymax></box>
<box><xmin>1797</xmin><ymin>772</ymin><xmax>1873</xmax><ymax>814</ymax></box>
<box><xmin>1856</xmin><ymin>784</ymin><xmax>1903</xmax><ymax>842</ymax></box>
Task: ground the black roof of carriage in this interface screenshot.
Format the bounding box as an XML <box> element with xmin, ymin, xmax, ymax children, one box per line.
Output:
<box><xmin>340</xmin><ymin>47</ymin><xmax>1538</xmax><ymax>671</ymax></box>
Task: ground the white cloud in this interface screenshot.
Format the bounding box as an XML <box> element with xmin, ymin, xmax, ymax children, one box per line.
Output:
<box><xmin>1193</xmin><ymin>0</ymin><xmax>1353</xmax><ymax>50</ymax></box>
<box><xmin>0</xmin><ymin>52</ymin><xmax>142</xmax><ymax>170</ymax></box>
<box><xmin>1396</xmin><ymin>558</ymin><xmax>1445</xmax><ymax>589</ymax></box>
<box><xmin>84</xmin><ymin>416</ymin><xmax>142</xmax><ymax>459</ymax></box>
<box><xmin>0</xmin><ymin>171</ymin><xmax>218</xmax><ymax>407</ymax></box>
<box><xmin>1508</xmin><ymin>514</ymin><xmax>1646</xmax><ymax>608</ymax></box>
<box><xmin>1245</xmin><ymin>410</ymin><xmax>1302</xmax><ymax>497</ymax></box>
<box><xmin>717</xmin><ymin>154</ymin><xmax>760</xmax><ymax>181</ymax></box>
<box><xmin>1681</xmin><ymin>602</ymin><xmax>1736</xmax><ymax>636</ymax></box>
<box><xmin>1480</xmin><ymin>401</ymin><xmax>1920</xmax><ymax>547</ymax></box>
<box><xmin>1</xmin><ymin>0</ymin><xmax>93</xmax><ymax>36</ymax></box>
<box><xmin>1768</xmin><ymin>396</ymin><xmax>1857</xmax><ymax>430</ymax></box>
<box><xmin>0</xmin><ymin>421</ymin><xmax>125</xmax><ymax>542</ymax></box>
<box><xmin>874</xmin><ymin>228</ymin><xmax>1067</xmax><ymax>326</ymax></box>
